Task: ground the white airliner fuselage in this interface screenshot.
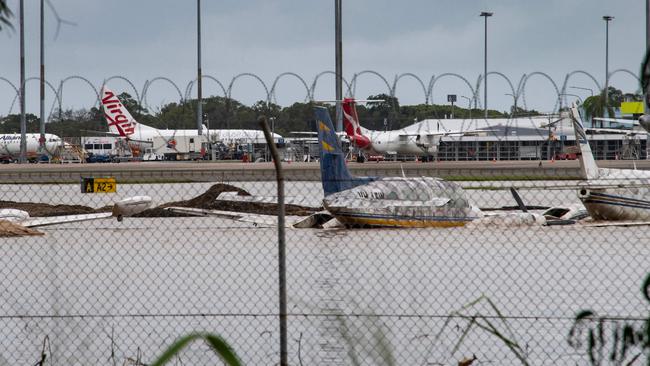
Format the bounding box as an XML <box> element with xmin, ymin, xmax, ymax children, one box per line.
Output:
<box><xmin>341</xmin><ymin>98</ymin><xmax>483</xmax><ymax>158</ymax></box>
<box><xmin>0</xmin><ymin>133</ymin><xmax>62</xmax><ymax>161</ymax></box>
<box><xmin>360</xmin><ymin>127</ymin><xmax>444</xmax><ymax>155</ymax></box>
<box><xmin>100</xmin><ymin>86</ymin><xmax>282</xmax><ymax>146</ymax></box>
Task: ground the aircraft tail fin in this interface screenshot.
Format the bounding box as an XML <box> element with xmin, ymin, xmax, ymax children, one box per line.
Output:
<box><xmin>100</xmin><ymin>86</ymin><xmax>149</xmax><ymax>138</ymax></box>
<box><xmin>341</xmin><ymin>98</ymin><xmax>372</xmax><ymax>149</ymax></box>
<box><xmin>569</xmin><ymin>103</ymin><xmax>600</xmax><ymax>180</ymax></box>
<box><xmin>314</xmin><ymin>106</ymin><xmax>368</xmax><ymax>196</ymax></box>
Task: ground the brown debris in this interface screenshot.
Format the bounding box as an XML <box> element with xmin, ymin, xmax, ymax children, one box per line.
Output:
<box><xmin>458</xmin><ymin>354</ymin><xmax>477</xmax><ymax>366</ymax></box>
<box><xmin>0</xmin><ymin>220</ymin><xmax>44</xmax><ymax>237</ymax></box>
<box><xmin>137</xmin><ymin>183</ymin><xmax>319</xmax><ymax>217</ymax></box>
<box><xmin>0</xmin><ymin>183</ymin><xmax>319</xmax><ymax>220</ymax></box>
<box><xmin>0</xmin><ymin>201</ymin><xmax>104</xmax><ymax>217</ymax></box>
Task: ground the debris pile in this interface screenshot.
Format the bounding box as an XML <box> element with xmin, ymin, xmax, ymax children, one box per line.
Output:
<box><xmin>137</xmin><ymin>183</ymin><xmax>319</xmax><ymax>217</ymax></box>
<box><xmin>0</xmin><ymin>201</ymin><xmax>102</xmax><ymax>217</ymax></box>
<box><xmin>0</xmin><ymin>184</ymin><xmax>319</xmax><ymax>227</ymax></box>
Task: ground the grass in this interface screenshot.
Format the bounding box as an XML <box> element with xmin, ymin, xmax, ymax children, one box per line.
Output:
<box><xmin>150</xmin><ymin>332</ymin><xmax>242</xmax><ymax>366</ymax></box>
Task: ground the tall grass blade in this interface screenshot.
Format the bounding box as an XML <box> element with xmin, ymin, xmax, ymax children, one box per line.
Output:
<box><xmin>150</xmin><ymin>332</ymin><xmax>242</xmax><ymax>366</ymax></box>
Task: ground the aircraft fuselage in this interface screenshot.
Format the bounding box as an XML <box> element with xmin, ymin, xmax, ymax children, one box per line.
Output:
<box><xmin>322</xmin><ymin>176</ymin><xmax>480</xmax><ymax>228</ymax></box>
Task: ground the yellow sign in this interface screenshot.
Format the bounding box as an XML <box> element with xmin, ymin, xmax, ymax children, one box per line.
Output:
<box><xmin>81</xmin><ymin>177</ymin><xmax>116</xmax><ymax>193</ymax></box>
<box><xmin>621</xmin><ymin>101</ymin><xmax>644</xmax><ymax>115</ymax></box>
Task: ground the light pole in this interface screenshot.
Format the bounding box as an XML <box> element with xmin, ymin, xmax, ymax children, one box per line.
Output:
<box><xmin>196</xmin><ymin>0</ymin><xmax>203</xmax><ymax>136</ymax></box>
<box><xmin>570</xmin><ymin>86</ymin><xmax>594</xmax><ymax>97</ymax></box>
<box><xmin>335</xmin><ymin>0</ymin><xmax>343</xmax><ymax>132</ymax></box>
<box><xmin>647</xmin><ymin>0</ymin><xmax>650</xmax><ymax>49</ymax></box>
<box><xmin>603</xmin><ymin>15</ymin><xmax>614</xmax><ymax>117</ymax></box>
<box><xmin>19</xmin><ymin>0</ymin><xmax>26</xmax><ymax>163</ymax></box>
<box><xmin>39</xmin><ymin>0</ymin><xmax>46</xmax><ymax>154</ymax></box>
<box><xmin>480</xmin><ymin>11</ymin><xmax>493</xmax><ymax>119</ymax></box>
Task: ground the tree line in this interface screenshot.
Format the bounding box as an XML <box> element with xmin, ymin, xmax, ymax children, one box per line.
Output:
<box><xmin>0</xmin><ymin>93</ymin><xmax>525</xmax><ymax>138</ymax></box>
<box><xmin>2</xmin><ymin>86</ymin><xmax>639</xmax><ymax>138</ymax></box>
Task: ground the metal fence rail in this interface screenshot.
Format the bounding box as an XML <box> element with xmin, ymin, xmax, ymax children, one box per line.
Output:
<box><xmin>0</xmin><ymin>168</ymin><xmax>648</xmax><ymax>365</ymax></box>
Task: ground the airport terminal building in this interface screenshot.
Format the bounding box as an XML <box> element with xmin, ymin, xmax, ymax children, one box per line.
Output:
<box><xmin>404</xmin><ymin>116</ymin><xmax>648</xmax><ymax>162</ymax></box>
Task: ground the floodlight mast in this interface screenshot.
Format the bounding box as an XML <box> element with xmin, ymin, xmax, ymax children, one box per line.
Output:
<box><xmin>40</xmin><ymin>0</ymin><xmax>46</xmax><ymax>152</ymax></box>
<box><xmin>19</xmin><ymin>0</ymin><xmax>26</xmax><ymax>164</ymax></box>
<box><xmin>480</xmin><ymin>11</ymin><xmax>493</xmax><ymax>119</ymax></box>
<box><xmin>335</xmin><ymin>0</ymin><xmax>343</xmax><ymax>132</ymax></box>
<box><xmin>196</xmin><ymin>0</ymin><xmax>203</xmax><ymax>136</ymax></box>
<box><xmin>603</xmin><ymin>15</ymin><xmax>614</xmax><ymax>117</ymax></box>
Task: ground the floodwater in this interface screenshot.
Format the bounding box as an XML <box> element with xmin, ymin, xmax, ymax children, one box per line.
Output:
<box><xmin>0</xmin><ymin>182</ymin><xmax>648</xmax><ymax>365</ymax></box>
<box><xmin>0</xmin><ymin>180</ymin><xmax>582</xmax><ymax>209</ymax></box>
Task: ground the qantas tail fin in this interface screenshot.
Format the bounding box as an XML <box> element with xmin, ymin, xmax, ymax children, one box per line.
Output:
<box><xmin>569</xmin><ymin>103</ymin><xmax>600</xmax><ymax>180</ymax></box>
<box><xmin>314</xmin><ymin>106</ymin><xmax>371</xmax><ymax>195</ymax></box>
<box><xmin>101</xmin><ymin>86</ymin><xmax>151</xmax><ymax>138</ymax></box>
<box><xmin>341</xmin><ymin>98</ymin><xmax>372</xmax><ymax>149</ymax></box>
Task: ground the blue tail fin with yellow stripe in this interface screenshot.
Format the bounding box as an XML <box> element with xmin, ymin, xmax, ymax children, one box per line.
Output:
<box><xmin>314</xmin><ymin>106</ymin><xmax>371</xmax><ymax>196</ymax></box>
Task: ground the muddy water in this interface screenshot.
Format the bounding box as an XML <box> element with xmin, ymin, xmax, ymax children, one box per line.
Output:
<box><xmin>0</xmin><ymin>211</ymin><xmax>648</xmax><ymax>365</ymax></box>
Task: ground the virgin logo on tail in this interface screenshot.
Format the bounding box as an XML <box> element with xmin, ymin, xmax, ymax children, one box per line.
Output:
<box><xmin>101</xmin><ymin>87</ymin><xmax>137</xmax><ymax>137</ymax></box>
<box><xmin>341</xmin><ymin>98</ymin><xmax>371</xmax><ymax>149</ymax></box>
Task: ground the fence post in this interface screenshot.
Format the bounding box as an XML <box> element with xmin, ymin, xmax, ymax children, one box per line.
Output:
<box><xmin>258</xmin><ymin>116</ymin><xmax>287</xmax><ymax>366</ymax></box>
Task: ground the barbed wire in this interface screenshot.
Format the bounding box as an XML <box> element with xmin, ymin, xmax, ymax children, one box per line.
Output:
<box><xmin>0</xmin><ymin>68</ymin><xmax>641</xmax><ymax>121</ymax></box>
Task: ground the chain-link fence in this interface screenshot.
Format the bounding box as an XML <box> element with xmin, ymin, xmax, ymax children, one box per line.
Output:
<box><xmin>0</xmin><ymin>164</ymin><xmax>649</xmax><ymax>365</ymax></box>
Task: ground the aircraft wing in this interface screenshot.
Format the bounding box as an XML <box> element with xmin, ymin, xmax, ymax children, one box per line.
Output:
<box><xmin>507</xmin><ymin>180</ymin><xmax>650</xmax><ymax>191</ymax></box>
<box><xmin>80</xmin><ymin>130</ymin><xmax>152</xmax><ymax>143</ymax></box>
<box><xmin>289</xmin><ymin>131</ymin><xmax>347</xmax><ymax>139</ymax></box>
<box><xmin>2</xmin><ymin>196</ymin><xmax>151</xmax><ymax>228</ymax></box>
<box><xmin>164</xmin><ymin>207</ymin><xmax>332</xmax><ymax>228</ymax></box>
<box><xmin>397</xmin><ymin>129</ymin><xmax>490</xmax><ymax>138</ymax></box>
<box><xmin>216</xmin><ymin>192</ymin><xmax>322</xmax><ymax>209</ymax></box>
<box><xmin>20</xmin><ymin>212</ymin><xmax>113</xmax><ymax>227</ymax></box>
<box><xmin>584</xmin><ymin>127</ymin><xmax>643</xmax><ymax>135</ymax></box>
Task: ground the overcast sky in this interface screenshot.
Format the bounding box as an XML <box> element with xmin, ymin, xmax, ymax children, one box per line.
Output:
<box><xmin>0</xmin><ymin>0</ymin><xmax>646</xmax><ymax>119</ymax></box>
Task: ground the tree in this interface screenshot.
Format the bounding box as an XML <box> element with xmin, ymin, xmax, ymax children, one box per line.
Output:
<box><xmin>623</xmin><ymin>92</ymin><xmax>643</xmax><ymax>102</ymax></box>
<box><xmin>582</xmin><ymin>86</ymin><xmax>624</xmax><ymax>119</ymax></box>
<box><xmin>509</xmin><ymin>106</ymin><xmax>541</xmax><ymax>118</ymax></box>
<box><xmin>0</xmin><ymin>113</ymin><xmax>39</xmax><ymax>133</ymax></box>
<box><xmin>47</xmin><ymin>108</ymin><xmax>104</xmax><ymax>137</ymax></box>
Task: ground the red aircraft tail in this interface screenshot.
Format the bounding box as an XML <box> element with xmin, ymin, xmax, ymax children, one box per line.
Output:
<box><xmin>341</xmin><ymin>98</ymin><xmax>371</xmax><ymax>149</ymax></box>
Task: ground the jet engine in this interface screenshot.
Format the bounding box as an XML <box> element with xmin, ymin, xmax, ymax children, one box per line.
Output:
<box><xmin>415</xmin><ymin>134</ymin><xmax>441</xmax><ymax>154</ymax></box>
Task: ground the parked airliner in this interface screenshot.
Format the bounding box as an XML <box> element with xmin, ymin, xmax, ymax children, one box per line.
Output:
<box><xmin>0</xmin><ymin>133</ymin><xmax>62</xmax><ymax>162</ymax></box>
<box><xmin>101</xmin><ymin>86</ymin><xmax>283</xmax><ymax>147</ymax></box>
<box><xmin>341</xmin><ymin>98</ymin><xmax>485</xmax><ymax>161</ymax></box>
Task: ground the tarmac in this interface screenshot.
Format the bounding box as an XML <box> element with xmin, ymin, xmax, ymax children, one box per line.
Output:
<box><xmin>1</xmin><ymin>159</ymin><xmax>650</xmax><ymax>183</ymax></box>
